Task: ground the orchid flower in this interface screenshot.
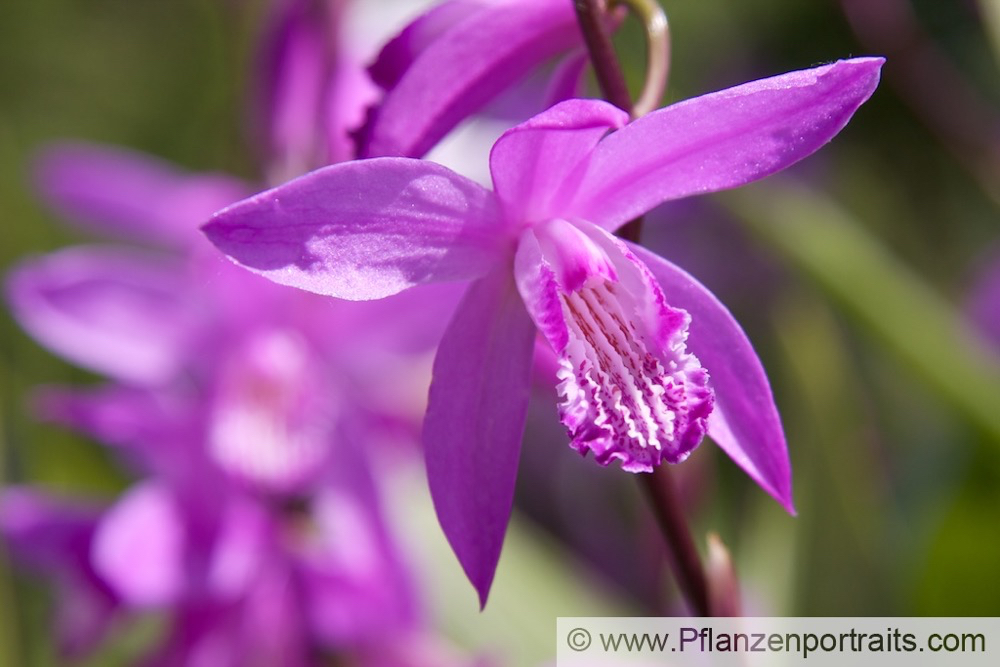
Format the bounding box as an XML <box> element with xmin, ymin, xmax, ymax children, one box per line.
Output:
<box><xmin>1</xmin><ymin>448</ymin><xmax>419</xmax><ymax>665</ymax></box>
<box><xmin>205</xmin><ymin>58</ymin><xmax>883</xmax><ymax>604</ymax></box>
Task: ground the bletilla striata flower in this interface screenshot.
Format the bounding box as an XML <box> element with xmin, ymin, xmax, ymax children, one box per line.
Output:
<box><xmin>205</xmin><ymin>58</ymin><xmax>884</xmax><ymax>605</ymax></box>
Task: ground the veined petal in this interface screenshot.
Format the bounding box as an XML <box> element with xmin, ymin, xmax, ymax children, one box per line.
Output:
<box><xmin>203</xmin><ymin>158</ymin><xmax>506</xmax><ymax>301</ymax></box>
<box><xmin>423</xmin><ymin>268</ymin><xmax>536</xmax><ymax>607</ymax></box>
<box><xmin>515</xmin><ymin>220</ymin><xmax>713</xmax><ymax>471</ymax></box>
<box><xmin>5</xmin><ymin>246</ymin><xmax>194</xmax><ymax>384</ymax></box>
<box><xmin>629</xmin><ymin>243</ymin><xmax>793</xmax><ymax>512</ymax></box>
<box><xmin>571</xmin><ymin>58</ymin><xmax>884</xmax><ymax>230</ymax></box>
<box><xmin>361</xmin><ymin>0</ymin><xmax>581</xmax><ymax>159</ymax></box>
<box><xmin>490</xmin><ymin>99</ymin><xmax>628</xmax><ymax>224</ymax></box>
<box><xmin>34</xmin><ymin>142</ymin><xmax>250</xmax><ymax>246</ymax></box>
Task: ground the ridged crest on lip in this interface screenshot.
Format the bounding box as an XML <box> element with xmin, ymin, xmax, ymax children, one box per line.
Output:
<box><xmin>514</xmin><ymin>217</ymin><xmax>714</xmax><ymax>471</ymax></box>
<box><xmin>556</xmin><ymin>277</ymin><xmax>713</xmax><ymax>471</ymax></box>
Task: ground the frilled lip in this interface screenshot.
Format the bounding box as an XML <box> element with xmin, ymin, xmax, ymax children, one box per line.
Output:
<box><xmin>513</xmin><ymin>218</ymin><xmax>714</xmax><ymax>471</ymax></box>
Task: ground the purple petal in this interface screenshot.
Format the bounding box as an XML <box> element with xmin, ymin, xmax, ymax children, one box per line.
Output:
<box><xmin>34</xmin><ymin>142</ymin><xmax>250</xmax><ymax>246</ymax></box>
<box><xmin>0</xmin><ymin>488</ymin><xmax>120</xmax><ymax>656</ymax></box>
<box><xmin>967</xmin><ymin>250</ymin><xmax>1000</xmax><ymax>350</ymax></box>
<box><xmin>543</xmin><ymin>50</ymin><xmax>590</xmax><ymax>107</ymax></box>
<box><xmin>34</xmin><ymin>384</ymin><xmax>184</xmax><ymax>450</ymax></box>
<box><xmin>361</xmin><ymin>0</ymin><xmax>581</xmax><ymax>158</ymax></box>
<box><xmin>572</xmin><ymin>58</ymin><xmax>885</xmax><ymax>230</ymax></box>
<box><xmin>368</xmin><ymin>0</ymin><xmax>486</xmax><ymax>91</ymax></box>
<box><xmin>0</xmin><ymin>487</ymin><xmax>98</xmax><ymax>568</ymax></box>
<box><xmin>208</xmin><ymin>328</ymin><xmax>335</xmax><ymax>492</ymax></box>
<box><xmin>252</xmin><ymin>0</ymin><xmax>376</xmax><ymax>175</ymax></box>
<box><xmin>629</xmin><ymin>244</ymin><xmax>794</xmax><ymax>512</ymax></box>
<box><xmin>5</xmin><ymin>246</ymin><xmax>195</xmax><ymax>383</ymax></box>
<box><xmin>489</xmin><ymin>99</ymin><xmax>628</xmax><ymax>223</ymax></box>
<box><xmin>423</xmin><ymin>268</ymin><xmax>537</xmax><ymax>607</ymax></box>
<box><xmin>203</xmin><ymin>158</ymin><xmax>505</xmax><ymax>300</ymax></box>
<box><xmin>299</xmin><ymin>437</ymin><xmax>418</xmax><ymax>641</ymax></box>
<box><xmin>92</xmin><ymin>482</ymin><xmax>186</xmax><ymax>607</ymax></box>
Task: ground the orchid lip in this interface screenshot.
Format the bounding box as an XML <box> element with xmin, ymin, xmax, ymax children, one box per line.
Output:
<box><xmin>516</xmin><ymin>218</ymin><xmax>714</xmax><ymax>471</ymax></box>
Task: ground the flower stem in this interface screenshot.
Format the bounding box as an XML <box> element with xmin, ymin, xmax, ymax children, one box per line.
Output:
<box><xmin>573</xmin><ymin>0</ymin><xmax>634</xmax><ymax>114</ymax></box>
<box><xmin>639</xmin><ymin>468</ymin><xmax>711</xmax><ymax>616</ymax></box>
<box><xmin>573</xmin><ymin>0</ymin><xmax>709</xmax><ymax>615</ymax></box>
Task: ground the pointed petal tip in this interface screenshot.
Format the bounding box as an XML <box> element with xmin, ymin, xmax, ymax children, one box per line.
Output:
<box><xmin>476</xmin><ymin>578</ymin><xmax>492</xmax><ymax>611</ymax></box>
<box><xmin>772</xmin><ymin>485</ymin><xmax>797</xmax><ymax>517</ymax></box>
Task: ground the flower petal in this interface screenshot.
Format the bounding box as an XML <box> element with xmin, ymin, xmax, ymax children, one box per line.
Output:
<box><xmin>253</xmin><ymin>0</ymin><xmax>377</xmax><ymax>176</ymax></box>
<box><xmin>0</xmin><ymin>487</ymin><xmax>98</xmax><ymax>569</ymax></box>
<box><xmin>0</xmin><ymin>489</ymin><xmax>119</xmax><ymax>657</ymax></box>
<box><xmin>367</xmin><ymin>0</ymin><xmax>486</xmax><ymax>91</ymax></box>
<box><xmin>628</xmin><ymin>244</ymin><xmax>793</xmax><ymax>512</ymax></box>
<box><xmin>360</xmin><ymin>0</ymin><xmax>581</xmax><ymax>159</ymax></box>
<box><xmin>572</xmin><ymin>58</ymin><xmax>884</xmax><ymax>230</ymax></box>
<box><xmin>423</xmin><ymin>267</ymin><xmax>537</xmax><ymax>607</ymax></box>
<box><xmin>5</xmin><ymin>246</ymin><xmax>194</xmax><ymax>383</ymax></box>
<box><xmin>34</xmin><ymin>142</ymin><xmax>250</xmax><ymax>246</ymax></box>
<box><xmin>203</xmin><ymin>158</ymin><xmax>505</xmax><ymax>300</ymax></box>
<box><xmin>91</xmin><ymin>482</ymin><xmax>186</xmax><ymax>607</ymax></box>
<box><xmin>490</xmin><ymin>99</ymin><xmax>628</xmax><ymax>223</ymax></box>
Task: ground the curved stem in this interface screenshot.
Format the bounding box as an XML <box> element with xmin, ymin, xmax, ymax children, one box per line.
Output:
<box><xmin>639</xmin><ymin>468</ymin><xmax>711</xmax><ymax>616</ymax></box>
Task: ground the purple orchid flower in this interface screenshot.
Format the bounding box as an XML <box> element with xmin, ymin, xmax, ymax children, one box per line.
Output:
<box><xmin>2</xmin><ymin>445</ymin><xmax>419</xmax><ymax>665</ymax></box>
<box><xmin>204</xmin><ymin>58</ymin><xmax>884</xmax><ymax>605</ymax></box>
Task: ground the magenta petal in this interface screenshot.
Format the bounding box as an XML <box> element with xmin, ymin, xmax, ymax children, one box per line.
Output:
<box><xmin>92</xmin><ymin>482</ymin><xmax>186</xmax><ymax>607</ymax></box>
<box><xmin>6</xmin><ymin>247</ymin><xmax>194</xmax><ymax>383</ymax></box>
<box><xmin>423</xmin><ymin>268</ymin><xmax>536</xmax><ymax>607</ymax></box>
<box><xmin>0</xmin><ymin>487</ymin><xmax>98</xmax><ymax>569</ymax></box>
<box><xmin>361</xmin><ymin>0</ymin><xmax>581</xmax><ymax>158</ymax></box>
<box><xmin>629</xmin><ymin>244</ymin><xmax>794</xmax><ymax>512</ymax></box>
<box><xmin>368</xmin><ymin>0</ymin><xmax>486</xmax><ymax>91</ymax></box>
<box><xmin>203</xmin><ymin>158</ymin><xmax>505</xmax><ymax>300</ymax></box>
<box><xmin>34</xmin><ymin>142</ymin><xmax>250</xmax><ymax>246</ymax></box>
<box><xmin>489</xmin><ymin>99</ymin><xmax>628</xmax><ymax>223</ymax></box>
<box><xmin>573</xmin><ymin>58</ymin><xmax>884</xmax><ymax>230</ymax></box>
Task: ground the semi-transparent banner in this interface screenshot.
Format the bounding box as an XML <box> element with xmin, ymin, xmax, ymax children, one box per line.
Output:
<box><xmin>557</xmin><ymin>617</ymin><xmax>999</xmax><ymax>666</ymax></box>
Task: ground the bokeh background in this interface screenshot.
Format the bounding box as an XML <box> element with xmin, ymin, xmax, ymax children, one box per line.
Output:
<box><xmin>2</xmin><ymin>0</ymin><xmax>999</xmax><ymax>665</ymax></box>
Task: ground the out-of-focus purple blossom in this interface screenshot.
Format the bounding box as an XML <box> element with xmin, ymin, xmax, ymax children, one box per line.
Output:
<box><xmin>34</xmin><ymin>142</ymin><xmax>251</xmax><ymax>248</ymax></box>
<box><xmin>968</xmin><ymin>249</ymin><xmax>1000</xmax><ymax>351</ymax></box>
<box><xmin>358</xmin><ymin>0</ymin><xmax>597</xmax><ymax>159</ymax></box>
<box><xmin>4</xmin><ymin>1</ymin><xmax>462</xmax><ymax>656</ymax></box>
<box><xmin>205</xmin><ymin>59</ymin><xmax>883</xmax><ymax>604</ymax></box>
<box><xmin>1</xmin><ymin>443</ymin><xmax>419</xmax><ymax>664</ymax></box>
<box><xmin>254</xmin><ymin>0</ymin><xmax>380</xmax><ymax>181</ymax></box>
<box><xmin>0</xmin><ymin>488</ymin><xmax>119</xmax><ymax>658</ymax></box>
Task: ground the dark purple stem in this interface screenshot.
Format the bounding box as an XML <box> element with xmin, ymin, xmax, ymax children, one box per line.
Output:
<box><xmin>639</xmin><ymin>468</ymin><xmax>711</xmax><ymax>616</ymax></box>
<box><xmin>572</xmin><ymin>0</ymin><xmax>643</xmax><ymax>241</ymax></box>
<box><xmin>573</xmin><ymin>0</ymin><xmax>633</xmax><ymax>112</ymax></box>
<box><xmin>573</xmin><ymin>0</ymin><xmax>708</xmax><ymax>615</ymax></box>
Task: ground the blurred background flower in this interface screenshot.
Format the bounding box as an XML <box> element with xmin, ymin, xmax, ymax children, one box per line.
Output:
<box><xmin>2</xmin><ymin>0</ymin><xmax>1000</xmax><ymax>666</ymax></box>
